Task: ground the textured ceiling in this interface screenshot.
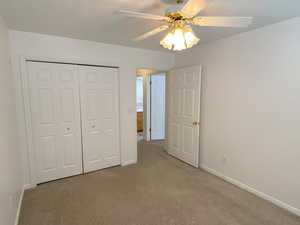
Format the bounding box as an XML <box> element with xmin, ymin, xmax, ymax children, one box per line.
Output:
<box><xmin>0</xmin><ymin>0</ymin><xmax>300</xmax><ymax>51</ymax></box>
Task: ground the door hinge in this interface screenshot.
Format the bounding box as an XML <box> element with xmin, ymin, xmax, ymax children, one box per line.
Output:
<box><xmin>150</xmin><ymin>81</ymin><xmax>152</xmax><ymax>85</ymax></box>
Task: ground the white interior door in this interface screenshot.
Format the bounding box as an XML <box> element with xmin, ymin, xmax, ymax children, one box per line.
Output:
<box><xmin>150</xmin><ymin>73</ymin><xmax>166</xmax><ymax>140</ymax></box>
<box><xmin>27</xmin><ymin>62</ymin><xmax>83</xmax><ymax>183</ymax></box>
<box><xmin>166</xmin><ymin>66</ymin><xmax>202</xmax><ymax>167</ymax></box>
<box><xmin>79</xmin><ymin>66</ymin><xmax>120</xmax><ymax>173</ymax></box>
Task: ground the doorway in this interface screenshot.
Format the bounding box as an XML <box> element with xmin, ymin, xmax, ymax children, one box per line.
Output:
<box><xmin>136</xmin><ymin>75</ymin><xmax>144</xmax><ymax>141</ymax></box>
<box><xmin>136</xmin><ymin>68</ymin><xmax>166</xmax><ymax>142</ymax></box>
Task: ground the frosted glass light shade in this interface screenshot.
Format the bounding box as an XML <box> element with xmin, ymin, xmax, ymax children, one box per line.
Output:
<box><xmin>160</xmin><ymin>32</ymin><xmax>174</xmax><ymax>50</ymax></box>
<box><xmin>160</xmin><ymin>26</ymin><xmax>200</xmax><ymax>51</ymax></box>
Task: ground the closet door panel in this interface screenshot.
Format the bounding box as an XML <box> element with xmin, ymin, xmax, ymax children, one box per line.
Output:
<box><xmin>27</xmin><ymin>62</ymin><xmax>82</xmax><ymax>183</ymax></box>
<box><xmin>56</xmin><ymin>64</ymin><xmax>83</xmax><ymax>177</ymax></box>
<box><xmin>79</xmin><ymin>66</ymin><xmax>120</xmax><ymax>173</ymax></box>
<box><xmin>28</xmin><ymin>62</ymin><xmax>60</xmax><ymax>183</ymax></box>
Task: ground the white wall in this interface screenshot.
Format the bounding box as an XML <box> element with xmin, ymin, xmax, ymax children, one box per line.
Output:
<box><xmin>0</xmin><ymin>18</ymin><xmax>22</xmax><ymax>225</ymax></box>
<box><xmin>9</xmin><ymin>30</ymin><xmax>175</xmax><ymax>188</ymax></box>
<box><xmin>175</xmin><ymin>17</ymin><xmax>300</xmax><ymax>214</ymax></box>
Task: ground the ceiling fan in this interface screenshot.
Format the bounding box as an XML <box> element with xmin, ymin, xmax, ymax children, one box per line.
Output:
<box><xmin>117</xmin><ymin>0</ymin><xmax>252</xmax><ymax>51</ymax></box>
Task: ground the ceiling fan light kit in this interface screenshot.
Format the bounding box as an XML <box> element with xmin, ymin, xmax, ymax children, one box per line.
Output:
<box><xmin>118</xmin><ymin>0</ymin><xmax>252</xmax><ymax>51</ymax></box>
<box><xmin>160</xmin><ymin>25</ymin><xmax>199</xmax><ymax>51</ymax></box>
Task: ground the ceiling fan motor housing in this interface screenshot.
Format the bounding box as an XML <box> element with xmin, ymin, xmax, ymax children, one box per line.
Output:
<box><xmin>165</xmin><ymin>0</ymin><xmax>193</xmax><ymax>20</ymax></box>
<box><xmin>165</xmin><ymin>4</ymin><xmax>186</xmax><ymax>19</ymax></box>
<box><xmin>163</xmin><ymin>0</ymin><xmax>184</xmax><ymax>4</ymax></box>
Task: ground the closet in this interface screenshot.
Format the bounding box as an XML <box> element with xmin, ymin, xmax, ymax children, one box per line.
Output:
<box><xmin>27</xmin><ymin>61</ymin><xmax>120</xmax><ymax>183</ymax></box>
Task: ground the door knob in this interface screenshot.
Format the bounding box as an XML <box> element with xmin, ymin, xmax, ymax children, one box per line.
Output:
<box><xmin>193</xmin><ymin>122</ymin><xmax>200</xmax><ymax>126</ymax></box>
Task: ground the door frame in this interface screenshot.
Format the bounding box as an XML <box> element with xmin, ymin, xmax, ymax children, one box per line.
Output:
<box><xmin>144</xmin><ymin>74</ymin><xmax>151</xmax><ymax>141</ymax></box>
<box><xmin>137</xmin><ymin>70</ymin><xmax>166</xmax><ymax>141</ymax></box>
<box><xmin>19</xmin><ymin>55</ymin><xmax>122</xmax><ymax>187</ymax></box>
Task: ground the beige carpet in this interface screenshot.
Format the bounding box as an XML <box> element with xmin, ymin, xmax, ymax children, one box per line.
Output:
<box><xmin>19</xmin><ymin>141</ymin><xmax>300</xmax><ymax>225</ymax></box>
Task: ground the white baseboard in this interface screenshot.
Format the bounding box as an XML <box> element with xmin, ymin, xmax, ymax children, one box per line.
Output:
<box><xmin>14</xmin><ymin>188</ymin><xmax>24</xmax><ymax>225</ymax></box>
<box><xmin>121</xmin><ymin>160</ymin><xmax>137</xmax><ymax>166</ymax></box>
<box><xmin>200</xmin><ymin>164</ymin><xmax>300</xmax><ymax>217</ymax></box>
<box><xmin>23</xmin><ymin>183</ymin><xmax>36</xmax><ymax>190</ymax></box>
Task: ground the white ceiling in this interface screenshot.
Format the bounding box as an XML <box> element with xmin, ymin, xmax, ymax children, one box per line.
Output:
<box><xmin>0</xmin><ymin>0</ymin><xmax>300</xmax><ymax>51</ymax></box>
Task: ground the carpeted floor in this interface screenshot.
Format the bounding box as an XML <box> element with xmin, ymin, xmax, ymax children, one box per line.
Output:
<box><xmin>19</xmin><ymin>141</ymin><xmax>300</xmax><ymax>225</ymax></box>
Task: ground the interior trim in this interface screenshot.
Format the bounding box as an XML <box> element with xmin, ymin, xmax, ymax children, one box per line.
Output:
<box><xmin>26</xmin><ymin>59</ymin><xmax>119</xmax><ymax>69</ymax></box>
<box><xmin>14</xmin><ymin>188</ymin><xmax>24</xmax><ymax>225</ymax></box>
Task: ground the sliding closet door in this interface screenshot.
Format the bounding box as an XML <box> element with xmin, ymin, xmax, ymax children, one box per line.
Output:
<box><xmin>79</xmin><ymin>66</ymin><xmax>120</xmax><ymax>173</ymax></box>
<box><xmin>27</xmin><ymin>62</ymin><xmax>83</xmax><ymax>183</ymax></box>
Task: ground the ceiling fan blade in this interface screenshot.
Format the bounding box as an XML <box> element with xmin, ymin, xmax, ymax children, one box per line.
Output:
<box><xmin>117</xmin><ymin>10</ymin><xmax>170</xmax><ymax>21</ymax></box>
<box><xmin>180</xmin><ymin>0</ymin><xmax>207</xmax><ymax>18</ymax></box>
<box><xmin>134</xmin><ymin>25</ymin><xmax>169</xmax><ymax>41</ymax></box>
<box><xmin>191</xmin><ymin>16</ymin><xmax>253</xmax><ymax>27</ymax></box>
